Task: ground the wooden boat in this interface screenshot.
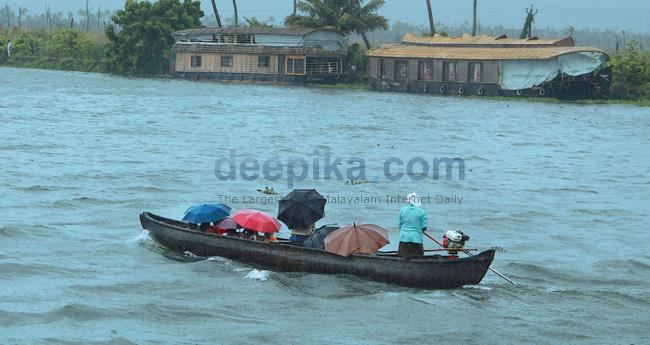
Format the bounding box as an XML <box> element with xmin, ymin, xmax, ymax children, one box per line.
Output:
<box><xmin>140</xmin><ymin>212</ymin><xmax>496</xmax><ymax>289</ymax></box>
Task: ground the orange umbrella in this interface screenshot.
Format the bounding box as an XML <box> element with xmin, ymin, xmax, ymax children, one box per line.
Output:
<box><xmin>324</xmin><ymin>223</ymin><xmax>390</xmax><ymax>257</ymax></box>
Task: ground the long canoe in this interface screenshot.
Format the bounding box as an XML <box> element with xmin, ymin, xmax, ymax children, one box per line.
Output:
<box><xmin>140</xmin><ymin>212</ymin><xmax>495</xmax><ymax>289</ymax></box>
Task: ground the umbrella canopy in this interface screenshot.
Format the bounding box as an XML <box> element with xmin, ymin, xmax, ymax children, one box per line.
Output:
<box><xmin>182</xmin><ymin>203</ymin><xmax>231</xmax><ymax>224</ymax></box>
<box><xmin>214</xmin><ymin>217</ymin><xmax>238</xmax><ymax>230</ymax></box>
<box><xmin>278</xmin><ymin>189</ymin><xmax>326</xmax><ymax>229</ymax></box>
<box><xmin>302</xmin><ymin>224</ymin><xmax>340</xmax><ymax>250</ymax></box>
<box><xmin>231</xmin><ymin>209</ymin><xmax>282</xmax><ymax>233</ymax></box>
<box><xmin>324</xmin><ymin>223</ymin><xmax>390</xmax><ymax>257</ymax></box>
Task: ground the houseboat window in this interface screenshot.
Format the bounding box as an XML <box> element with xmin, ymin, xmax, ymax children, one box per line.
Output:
<box><xmin>378</xmin><ymin>59</ymin><xmax>385</xmax><ymax>79</ymax></box>
<box><xmin>443</xmin><ymin>61</ymin><xmax>458</xmax><ymax>81</ymax></box>
<box><xmin>286</xmin><ymin>56</ymin><xmax>305</xmax><ymax>75</ymax></box>
<box><xmin>236</xmin><ymin>34</ymin><xmax>253</xmax><ymax>44</ymax></box>
<box><xmin>221</xmin><ymin>55</ymin><xmax>233</xmax><ymax>67</ymax></box>
<box><xmin>394</xmin><ymin>60</ymin><xmax>408</xmax><ymax>80</ymax></box>
<box><xmin>418</xmin><ymin>61</ymin><xmax>433</xmax><ymax>80</ymax></box>
<box><xmin>468</xmin><ymin>62</ymin><xmax>483</xmax><ymax>82</ymax></box>
<box><xmin>259</xmin><ymin>56</ymin><xmax>271</xmax><ymax>68</ymax></box>
<box><xmin>190</xmin><ymin>55</ymin><xmax>202</xmax><ymax>67</ymax></box>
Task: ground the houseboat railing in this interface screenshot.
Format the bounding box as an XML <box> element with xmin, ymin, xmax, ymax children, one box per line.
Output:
<box><xmin>306</xmin><ymin>61</ymin><xmax>339</xmax><ymax>75</ymax></box>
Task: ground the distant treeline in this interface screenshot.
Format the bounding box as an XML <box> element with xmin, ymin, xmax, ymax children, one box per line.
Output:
<box><xmin>0</xmin><ymin>3</ymin><xmax>114</xmax><ymax>33</ymax></box>
<box><xmin>2</xmin><ymin>2</ymin><xmax>649</xmax><ymax>53</ymax></box>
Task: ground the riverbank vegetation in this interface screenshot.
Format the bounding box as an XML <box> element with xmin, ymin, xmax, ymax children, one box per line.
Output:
<box><xmin>1</xmin><ymin>0</ymin><xmax>649</xmax><ymax>102</ymax></box>
<box><xmin>0</xmin><ymin>28</ymin><xmax>106</xmax><ymax>71</ymax></box>
<box><xmin>609</xmin><ymin>42</ymin><xmax>650</xmax><ymax>100</ymax></box>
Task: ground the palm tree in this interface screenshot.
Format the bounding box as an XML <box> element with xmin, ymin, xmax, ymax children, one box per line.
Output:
<box><xmin>425</xmin><ymin>0</ymin><xmax>435</xmax><ymax>37</ymax></box>
<box><xmin>211</xmin><ymin>0</ymin><xmax>222</xmax><ymax>27</ymax></box>
<box><xmin>232</xmin><ymin>0</ymin><xmax>238</xmax><ymax>27</ymax></box>
<box><xmin>471</xmin><ymin>0</ymin><xmax>477</xmax><ymax>36</ymax></box>
<box><xmin>286</xmin><ymin>0</ymin><xmax>388</xmax><ymax>50</ymax></box>
<box><xmin>293</xmin><ymin>0</ymin><xmax>297</xmax><ymax>15</ymax></box>
<box><xmin>84</xmin><ymin>0</ymin><xmax>89</xmax><ymax>32</ymax></box>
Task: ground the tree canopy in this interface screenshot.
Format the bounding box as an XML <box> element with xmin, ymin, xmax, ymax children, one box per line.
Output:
<box><xmin>285</xmin><ymin>0</ymin><xmax>387</xmax><ymax>49</ymax></box>
<box><xmin>105</xmin><ymin>0</ymin><xmax>203</xmax><ymax>75</ymax></box>
<box><xmin>609</xmin><ymin>41</ymin><xmax>650</xmax><ymax>99</ymax></box>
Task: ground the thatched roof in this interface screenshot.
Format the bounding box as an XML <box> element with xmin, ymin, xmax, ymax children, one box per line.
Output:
<box><xmin>401</xmin><ymin>33</ymin><xmax>575</xmax><ymax>48</ymax></box>
<box><xmin>367</xmin><ymin>33</ymin><xmax>607</xmax><ymax>61</ymax></box>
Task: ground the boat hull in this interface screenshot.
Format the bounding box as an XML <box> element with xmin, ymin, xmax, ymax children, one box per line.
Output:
<box><xmin>140</xmin><ymin>212</ymin><xmax>495</xmax><ymax>289</ymax></box>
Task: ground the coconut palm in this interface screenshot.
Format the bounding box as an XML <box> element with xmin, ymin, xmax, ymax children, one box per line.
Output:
<box><xmin>285</xmin><ymin>0</ymin><xmax>387</xmax><ymax>50</ymax></box>
<box><xmin>232</xmin><ymin>0</ymin><xmax>238</xmax><ymax>27</ymax></box>
<box><xmin>211</xmin><ymin>0</ymin><xmax>222</xmax><ymax>27</ymax></box>
<box><xmin>425</xmin><ymin>0</ymin><xmax>435</xmax><ymax>37</ymax></box>
<box><xmin>471</xmin><ymin>0</ymin><xmax>477</xmax><ymax>36</ymax></box>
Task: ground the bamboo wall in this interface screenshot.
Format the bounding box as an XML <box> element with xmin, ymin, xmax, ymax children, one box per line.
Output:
<box><xmin>175</xmin><ymin>52</ymin><xmax>279</xmax><ymax>74</ymax></box>
<box><xmin>368</xmin><ymin>57</ymin><xmax>500</xmax><ymax>83</ymax></box>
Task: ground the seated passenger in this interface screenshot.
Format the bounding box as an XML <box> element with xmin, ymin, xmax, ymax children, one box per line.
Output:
<box><xmin>206</xmin><ymin>225</ymin><xmax>226</xmax><ymax>235</ymax></box>
<box><xmin>240</xmin><ymin>229</ymin><xmax>257</xmax><ymax>240</ymax></box>
<box><xmin>289</xmin><ymin>223</ymin><xmax>315</xmax><ymax>245</ymax></box>
<box><xmin>264</xmin><ymin>232</ymin><xmax>277</xmax><ymax>243</ymax></box>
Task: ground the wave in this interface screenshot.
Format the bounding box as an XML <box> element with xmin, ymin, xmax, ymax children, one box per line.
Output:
<box><xmin>571</xmin><ymin>208</ymin><xmax>630</xmax><ymax>217</ymax></box>
<box><xmin>509</xmin><ymin>210</ymin><xmax>554</xmax><ymax>219</ymax></box>
<box><xmin>269</xmin><ymin>271</ymin><xmax>393</xmax><ymax>299</ymax></box>
<box><xmin>111</xmin><ymin>186</ymin><xmax>179</xmax><ymax>194</ymax></box>
<box><xmin>51</xmin><ymin>197</ymin><xmax>142</xmax><ymax>209</ymax></box>
<box><xmin>523</xmin><ymin>187</ymin><xmax>599</xmax><ymax>194</ymax></box>
<box><xmin>0</xmin><ymin>143</ymin><xmax>57</xmax><ymax>151</ymax></box>
<box><xmin>130</xmin><ymin>230</ymin><xmax>151</xmax><ymax>244</ymax></box>
<box><xmin>0</xmin><ymin>262</ymin><xmax>75</xmax><ymax>278</ymax></box>
<box><xmin>594</xmin><ymin>258</ymin><xmax>650</xmax><ymax>273</ymax></box>
<box><xmin>0</xmin><ymin>224</ymin><xmax>57</xmax><ymax>238</ymax></box>
<box><xmin>511</xmin><ymin>142</ymin><xmax>538</xmax><ymax>147</ymax></box>
<box><xmin>506</xmin><ymin>262</ymin><xmax>643</xmax><ymax>287</ymax></box>
<box><xmin>41</xmin><ymin>337</ymin><xmax>138</xmax><ymax>345</ymax></box>
<box><xmin>0</xmin><ymin>225</ymin><xmax>27</xmax><ymax>237</ymax></box>
<box><xmin>245</xmin><ymin>269</ymin><xmax>270</xmax><ymax>281</ymax></box>
<box><xmin>15</xmin><ymin>185</ymin><xmax>51</xmax><ymax>192</ymax></box>
<box><xmin>543</xmin><ymin>286</ymin><xmax>650</xmax><ymax>307</ymax></box>
<box><xmin>0</xmin><ymin>304</ymin><xmax>121</xmax><ymax>327</ymax></box>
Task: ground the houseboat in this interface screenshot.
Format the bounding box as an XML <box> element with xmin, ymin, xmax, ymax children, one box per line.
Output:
<box><xmin>366</xmin><ymin>33</ymin><xmax>612</xmax><ymax>99</ymax></box>
<box><xmin>171</xmin><ymin>27</ymin><xmax>347</xmax><ymax>83</ymax></box>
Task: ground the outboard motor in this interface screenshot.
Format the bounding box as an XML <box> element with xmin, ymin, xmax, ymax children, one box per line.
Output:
<box><xmin>442</xmin><ymin>230</ymin><xmax>470</xmax><ymax>250</ymax></box>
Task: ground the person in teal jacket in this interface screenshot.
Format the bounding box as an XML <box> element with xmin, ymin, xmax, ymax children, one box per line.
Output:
<box><xmin>398</xmin><ymin>192</ymin><xmax>428</xmax><ymax>259</ymax></box>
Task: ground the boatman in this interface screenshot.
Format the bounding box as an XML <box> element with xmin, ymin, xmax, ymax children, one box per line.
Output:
<box><xmin>398</xmin><ymin>192</ymin><xmax>428</xmax><ymax>259</ymax></box>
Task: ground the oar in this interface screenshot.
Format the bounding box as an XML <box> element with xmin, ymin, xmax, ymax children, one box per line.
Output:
<box><xmin>423</xmin><ymin>231</ymin><xmax>515</xmax><ymax>285</ymax></box>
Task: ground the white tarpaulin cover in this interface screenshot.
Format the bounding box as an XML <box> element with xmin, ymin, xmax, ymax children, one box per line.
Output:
<box><xmin>499</xmin><ymin>52</ymin><xmax>607</xmax><ymax>90</ymax></box>
<box><xmin>558</xmin><ymin>52</ymin><xmax>608</xmax><ymax>76</ymax></box>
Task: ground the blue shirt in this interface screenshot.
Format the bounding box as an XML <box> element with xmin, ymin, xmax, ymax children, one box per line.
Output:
<box><xmin>398</xmin><ymin>205</ymin><xmax>428</xmax><ymax>244</ymax></box>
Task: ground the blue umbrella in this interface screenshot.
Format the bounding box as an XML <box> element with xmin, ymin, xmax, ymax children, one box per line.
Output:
<box><xmin>182</xmin><ymin>203</ymin><xmax>231</xmax><ymax>224</ymax></box>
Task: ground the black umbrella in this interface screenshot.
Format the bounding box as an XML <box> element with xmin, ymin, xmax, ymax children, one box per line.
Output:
<box><xmin>302</xmin><ymin>224</ymin><xmax>340</xmax><ymax>250</ymax></box>
<box><xmin>278</xmin><ymin>189</ymin><xmax>326</xmax><ymax>229</ymax></box>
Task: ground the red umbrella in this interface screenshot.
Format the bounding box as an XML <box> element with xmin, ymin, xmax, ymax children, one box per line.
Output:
<box><xmin>325</xmin><ymin>223</ymin><xmax>390</xmax><ymax>257</ymax></box>
<box><xmin>231</xmin><ymin>210</ymin><xmax>281</xmax><ymax>233</ymax></box>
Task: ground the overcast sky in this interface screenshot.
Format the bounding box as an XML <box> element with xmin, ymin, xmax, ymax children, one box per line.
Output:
<box><xmin>6</xmin><ymin>0</ymin><xmax>650</xmax><ymax>33</ymax></box>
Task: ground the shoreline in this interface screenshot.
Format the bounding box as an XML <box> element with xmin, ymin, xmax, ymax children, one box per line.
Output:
<box><xmin>2</xmin><ymin>64</ymin><xmax>648</xmax><ymax>107</ymax></box>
